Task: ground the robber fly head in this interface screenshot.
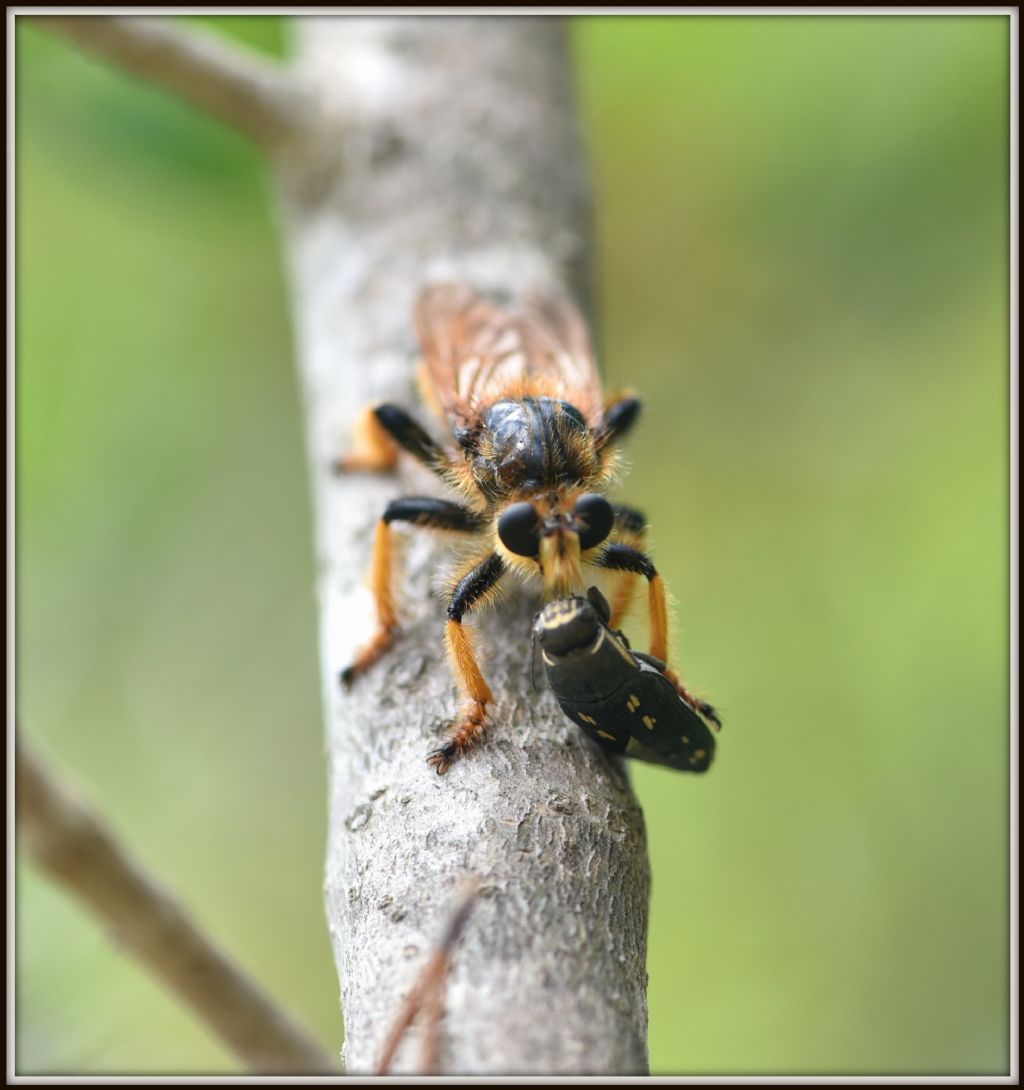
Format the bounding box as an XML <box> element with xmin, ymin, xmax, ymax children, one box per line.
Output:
<box><xmin>496</xmin><ymin>489</ymin><xmax>616</xmax><ymax>598</ymax></box>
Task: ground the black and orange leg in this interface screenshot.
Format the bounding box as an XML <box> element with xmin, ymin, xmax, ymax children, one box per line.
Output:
<box><xmin>670</xmin><ymin>681</ymin><xmax>722</xmax><ymax>730</ymax></box>
<box><xmin>606</xmin><ymin>505</ymin><xmax>647</xmax><ymax>628</ymax></box>
<box><xmin>596</xmin><ymin>543</ymin><xmax>665</xmax><ymax>657</ymax></box>
<box><xmin>427</xmin><ymin>553</ymin><xmax>507</xmax><ymax>774</ymax></box>
<box><xmin>340</xmin><ymin>498</ymin><xmax>487</xmax><ymax>687</ymax></box>
<box><xmin>334</xmin><ymin>404</ymin><xmax>451</xmax><ymax>478</ymax></box>
<box><xmin>596</xmin><ymin>542</ymin><xmax>721</xmax><ymax>730</ymax></box>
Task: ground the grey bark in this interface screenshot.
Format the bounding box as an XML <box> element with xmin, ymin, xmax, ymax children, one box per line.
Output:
<box><xmin>273</xmin><ymin>17</ymin><xmax>650</xmax><ymax>1075</ymax></box>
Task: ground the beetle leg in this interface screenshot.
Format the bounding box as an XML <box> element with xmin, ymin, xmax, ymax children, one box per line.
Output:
<box><xmin>341</xmin><ymin>498</ymin><xmax>487</xmax><ymax>686</ymax></box>
<box><xmin>427</xmin><ymin>553</ymin><xmax>506</xmax><ymax>774</ymax></box>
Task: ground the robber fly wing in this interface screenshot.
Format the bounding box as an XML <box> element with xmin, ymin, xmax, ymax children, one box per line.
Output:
<box><xmin>415</xmin><ymin>284</ymin><xmax>509</xmax><ymax>425</ymax></box>
<box><xmin>415</xmin><ymin>283</ymin><xmax>605</xmax><ymax>428</ymax></box>
<box><xmin>516</xmin><ymin>293</ymin><xmax>605</xmax><ymax>427</ymax></box>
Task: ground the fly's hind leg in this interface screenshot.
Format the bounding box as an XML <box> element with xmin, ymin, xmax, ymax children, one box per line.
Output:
<box><xmin>426</xmin><ymin>553</ymin><xmax>507</xmax><ymax>774</ymax></box>
<box><xmin>340</xmin><ymin>498</ymin><xmax>488</xmax><ymax>687</ymax></box>
<box><xmin>334</xmin><ymin>404</ymin><xmax>452</xmax><ymax>477</ymax></box>
<box><xmin>596</xmin><ymin>542</ymin><xmax>722</xmax><ymax>730</ymax></box>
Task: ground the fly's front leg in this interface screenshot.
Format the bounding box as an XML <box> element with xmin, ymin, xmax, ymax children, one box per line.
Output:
<box><xmin>606</xmin><ymin>505</ymin><xmax>647</xmax><ymax>629</ymax></box>
<box><xmin>340</xmin><ymin>498</ymin><xmax>487</xmax><ymax>686</ymax></box>
<box><xmin>597</xmin><ymin>543</ymin><xmax>667</xmax><ymax>659</ymax></box>
<box><xmin>427</xmin><ymin>553</ymin><xmax>506</xmax><ymax>774</ymax></box>
<box><xmin>596</xmin><ymin>542</ymin><xmax>722</xmax><ymax>730</ymax></box>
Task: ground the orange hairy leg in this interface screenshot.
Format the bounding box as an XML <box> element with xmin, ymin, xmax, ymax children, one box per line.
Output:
<box><xmin>335</xmin><ymin>403</ymin><xmax>453</xmax><ymax>477</ymax></box>
<box><xmin>341</xmin><ymin>498</ymin><xmax>489</xmax><ymax>686</ymax></box>
<box><xmin>431</xmin><ymin>621</ymin><xmax>492</xmax><ymax>771</ymax></box>
<box><xmin>597</xmin><ymin>543</ymin><xmax>721</xmax><ymax>729</ymax></box>
<box><xmin>608</xmin><ymin>574</ymin><xmax>638</xmax><ymax>631</ymax></box>
<box><xmin>341</xmin><ymin>519</ymin><xmax>398</xmax><ymax>686</ymax></box>
<box><xmin>427</xmin><ymin>552</ymin><xmax>506</xmax><ymax>774</ymax></box>
<box><xmin>596</xmin><ymin>543</ymin><xmax>668</xmax><ymax>660</ymax></box>
<box><xmin>333</xmin><ymin>406</ymin><xmax>400</xmax><ymax>473</ymax></box>
<box><xmin>648</xmin><ymin>573</ymin><xmax>722</xmax><ymax>729</ymax></box>
<box><xmin>647</xmin><ymin>573</ymin><xmax>670</xmax><ymax>665</ymax></box>
<box><xmin>606</xmin><ymin>504</ymin><xmax>647</xmax><ymax>630</ymax></box>
<box><xmin>335</xmin><ymin>400</ymin><xmax>476</xmax><ymax>685</ymax></box>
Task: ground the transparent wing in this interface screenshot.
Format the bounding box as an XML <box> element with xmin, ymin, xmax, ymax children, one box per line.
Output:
<box><xmin>415</xmin><ymin>284</ymin><xmax>604</xmax><ymax>429</ymax></box>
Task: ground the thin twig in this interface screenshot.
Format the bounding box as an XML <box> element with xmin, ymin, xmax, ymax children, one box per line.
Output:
<box><xmin>27</xmin><ymin>15</ymin><xmax>306</xmax><ymax>147</ymax></box>
<box><xmin>419</xmin><ymin>976</ymin><xmax>446</xmax><ymax>1077</ymax></box>
<box><xmin>16</xmin><ymin>735</ymin><xmax>338</xmax><ymax>1075</ymax></box>
<box><xmin>376</xmin><ymin>877</ymin><xmax>482</xmax><ymax>1076</ymax></box>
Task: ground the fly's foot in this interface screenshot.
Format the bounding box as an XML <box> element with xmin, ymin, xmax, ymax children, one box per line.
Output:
<box><xmin>425</xmin><ymin>700</ymin><xmax>488</xmax><ymax>775</ymax></box>
<box><xmin>664</xmin><ymin>668</ymin><xmax>723</xmax><ymax>731</ymax></box>
<box><xmin>693</xmin><ymin>699</ymin><xmax>722</xmax><ymax>730</ymax></box>
<box><xmin>426</xmin><ymin>742</ymin><xmax>460</xmax><ymax>776</ymax></box>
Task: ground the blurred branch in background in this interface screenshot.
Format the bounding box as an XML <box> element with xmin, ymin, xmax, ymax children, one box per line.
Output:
<box><xmin>31</xmin><ymin>15</ymin><xmax>306</xmax><ymax>146</ymax></box>
<box><xmin>16</xmin><ymin>735</ymin><xmax>338</xmax><ymax>1075</ymax></box>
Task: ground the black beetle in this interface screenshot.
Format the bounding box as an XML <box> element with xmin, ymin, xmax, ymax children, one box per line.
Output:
<box><xmin>534</xmin><ymin>588</ymin><xmax>719</xmax><ymax>772</ymax></box>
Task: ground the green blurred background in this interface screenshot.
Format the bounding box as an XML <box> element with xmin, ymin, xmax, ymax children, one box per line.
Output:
<box><xmin>15</xmin><ymin>14</ymin><xmax>1009</xmax><ymax>1076</ymax></box>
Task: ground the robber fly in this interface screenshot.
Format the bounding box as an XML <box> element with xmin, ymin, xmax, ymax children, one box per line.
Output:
<box><xmin>338</xmin><ymin>283</ymin><xmax>718</xmax><ymax>774</ymax></box>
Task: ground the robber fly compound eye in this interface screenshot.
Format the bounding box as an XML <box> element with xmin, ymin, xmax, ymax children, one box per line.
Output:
<box><xmin>573</xmin><ymin>493</ymin><xmax>615</xmax><ymax>551</ymax></box>
<box><xmin>498</xmin><ymin>501</ymin><xmax>542</xmax><ymax>558</ymax></box>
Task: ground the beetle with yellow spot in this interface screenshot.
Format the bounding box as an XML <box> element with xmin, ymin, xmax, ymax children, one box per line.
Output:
<box><xmin>534</xmin><ymin>588</ymin><xmax>721</xmax><ymax>773</ymax></box>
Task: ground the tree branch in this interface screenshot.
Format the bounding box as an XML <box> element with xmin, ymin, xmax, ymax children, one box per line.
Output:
<box><xmin>276</xmin><ymin>17</ymin><xmax>651</xmax><ymax>1075</ymax></box>
<box><xmin>29</xmin><ymin>15</ymin><xmax>305</xmax><ymax>147</ymax></box>
<box><xmin>16</xmin><ymin>736</ymin><xmax>338</xmax><ymax>1075</ymax></box>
